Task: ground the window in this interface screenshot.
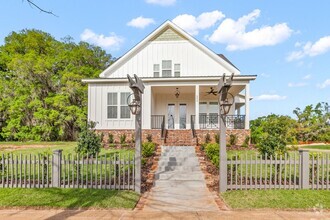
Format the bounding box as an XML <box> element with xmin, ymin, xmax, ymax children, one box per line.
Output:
<box><xmin>120</xmin><ymin>92</ymin><xmax>131</xmax><ymax>119</ymax></box>
<box><xmin>174</xmin><ymin>64</ymin><xmax>180</xmax><ymax>77</ymax></box>
<box><xmin>162</xmin><ymin>60</ymin><xmax>172</xmax><ymax>77</ymax></box>
<box><xmin>107</xmin><ymin>93</ymin><xmax>117</xmax><ymax>119</ymax></box>
<box><xmin>153</xmin><ymin>64</ymin><xmax>160</xmax><ymax>77</ymax></box>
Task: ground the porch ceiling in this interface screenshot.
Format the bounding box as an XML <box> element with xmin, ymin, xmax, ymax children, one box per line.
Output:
<box><xmin>151</xmin><ymin>85</ymin><xmax>245</xmax><ymax>96</ymax></box>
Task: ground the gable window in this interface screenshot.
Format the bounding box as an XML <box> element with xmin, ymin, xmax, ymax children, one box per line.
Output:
<box><xmin>174</xmin><ymin>64</ymin><xmax>180</xmax><ymax>77</ymax></box>
<box><xmin>162</xmin><ymin>60</ymin><xmax>172</xmax><ymax>77</ymax></box>
<box><xmin>107</xmin><ymin>93</ymin><xmax>117</xmax><ymax>119</ymax></box>
<box><xmin>153</xmin><ymin>64</ymin><xmax>160</xmax><ymax>77</ymax></box>
<box><xmin>120</xmin><ymin>92</ymin><xmax>131</xmax><ymax>119</ymax></box>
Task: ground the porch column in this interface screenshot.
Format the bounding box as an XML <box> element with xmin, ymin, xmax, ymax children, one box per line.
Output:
<box><xmin>245</xmin><ymin>84</ymin><xmax>250</xmax><ymax>129</ymax></box>
<box><xmin>142</xmin><ymin>85</ymin><xmax>151</xmax><ymax>129</ymax></box>
<box><xmin>195</xmin><ymin>85</ymin><xmax>200</xmax><ymax>129</ymax></box>
<box><xmin>237</xmin><ymin>107</ymin><xmax>241</xmax><ymax>115</ymax></box>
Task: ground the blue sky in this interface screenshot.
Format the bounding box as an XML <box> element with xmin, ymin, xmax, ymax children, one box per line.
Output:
<box><xmin>1</xmin><ymin>0</ymin><xmax>330</xmax><ymax>119</ymax></box>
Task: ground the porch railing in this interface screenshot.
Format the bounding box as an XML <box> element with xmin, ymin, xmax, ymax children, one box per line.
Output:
<box><xmin>151</xmin><ymin>115</ymin><xmax>166</xmax><ymax>139</ymax></box>
<box><xmin>151</xmin><ymin>115</ymin><xmax>164</xmax><ymax>129</ymax></box>
<box><xmin>191</xmin><ymin>114</ymin><xmax>246</xmax><ymax>129</ymax></box>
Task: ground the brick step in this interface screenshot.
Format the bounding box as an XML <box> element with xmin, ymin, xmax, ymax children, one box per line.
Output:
<box><xmin>163</xmin><ymin>129</ymin><xmax>196</xmax><ymax>146</ymax></box>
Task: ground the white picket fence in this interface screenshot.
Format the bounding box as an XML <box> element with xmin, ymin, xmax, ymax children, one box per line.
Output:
<box><xmin>227</xmin><ymin>150</ymin><xmax>330</xmax><ymax>190</ymax></box>
<box><xmin>0</xmin><ymin>151</ymin><xmax>135</xmax><ymax>190</ymax></box>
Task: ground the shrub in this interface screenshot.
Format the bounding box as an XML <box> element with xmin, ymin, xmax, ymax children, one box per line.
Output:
<box><xmin>214</xmin><ymin>133</ymin><xmax>220</xmax><ymax>143</ymax></box>
<box><xmin>205</xmin><ymin>133</ymin><xmax>211</xmax><ymax>143</ymax></box>
<box><xmin>146</xmin><ymin>134</ymin><xmax>153</xmax><ymax>142</ymax></box>
<box><xmin>131</xmin><ymin>133</ymin><xmax>135</xmax><ymax>143</ymax></box>
<box><xmin>75</xmin><ymin>121</ymin><xmax>101</xmax><ymax>157</ymax></box>
<box><xmin>229</xmin><ymin>134</ymin><xmax>238</xmax><ymax>146</ymax></box>
<box><xmin>257</xmin><ymin>134</ymin><xmax>287</xmax><ymax>158</ymax></box>
<box><xmin>142</xmin><ymin>142</ymin><xmax>156</xmax><ymax>158</ymax></box>
<box><xmin>108</xmin><ymin>133</ymin><xmax>114</xmax><ymax>144</ymax></box>
<box><xmin>241</xmin><ymin>136</ymin><xmax>250</xmax><ymax>148</ymax></box>
<box><xmin>200</xmin><ymin>142</ymin><xmax>207</xmax><ymax>151</ymax></box>
<box><xmin>205</xmin><ymin>143</ymin><xmax>219</xmax><ymax>168</ymax></box>
<box><xmin>119</xmin><ymin>134</ymin><xmax>126</xmax><ymax>144</ymax></box>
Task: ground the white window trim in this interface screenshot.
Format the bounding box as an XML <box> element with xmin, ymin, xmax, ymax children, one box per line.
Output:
<box><xmin>106</xmin><ymin>92</ymin><xmax>132</xmax><ymax>120</ymax></box>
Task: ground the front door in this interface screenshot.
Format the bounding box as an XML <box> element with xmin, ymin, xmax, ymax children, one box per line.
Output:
<box><xmin>167</xmin><ymin>104</ymin><xmax>175</xmax><ymax>129</ymax></box>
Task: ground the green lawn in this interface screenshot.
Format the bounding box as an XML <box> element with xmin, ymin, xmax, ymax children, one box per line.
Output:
<box><xmin>222</xmin><ymin>190</ymin><xmax>330</xmax><ymax>209</ymax></box>
<box><xmin>0</xmin><ymin>142</ymin><xmax>134</xmax><ymax>158</ymax></box>
<box><xmin>301</xmin><ymin>145</ymin><xmax>330</xmax><ymax>150</ymax></box>
<box><xmin>0</xmin><ymin>188</ymin><xmax>139</xmax><ymax>209</ymax></box>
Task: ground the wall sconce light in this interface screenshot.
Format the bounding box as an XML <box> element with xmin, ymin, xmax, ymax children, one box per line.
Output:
<box><xmin>175</xmin><ymin>87</ymin><xmax>180</xmax><ymax>98</ymax></box>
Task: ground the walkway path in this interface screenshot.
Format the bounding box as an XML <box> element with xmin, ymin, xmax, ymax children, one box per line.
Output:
<box><xmin>0</xmin><ymin>209</ymin><xmax>329</xmax><ymax>219</ymax></box>
<box><xmin>143</xmin><ymin>146</ymin><xmax>219</xmax><ymax>211</ymax></box>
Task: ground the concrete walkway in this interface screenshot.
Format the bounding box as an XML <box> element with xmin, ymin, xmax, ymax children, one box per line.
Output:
<box><xmin>0</xmin><ymin>209</ymin><xmax>329</xmax><ymax>219</ymax></box>
<box><xmin>143</xmin><ymin>146</ymin><xmax>219</xmax><ymax>211</ymax></box>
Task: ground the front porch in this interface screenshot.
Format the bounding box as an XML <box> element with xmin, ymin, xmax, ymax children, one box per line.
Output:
<box><xmin>148</xmin><ymin>84</ymin><xmax>250</xmax><ymax>131</ymax></box>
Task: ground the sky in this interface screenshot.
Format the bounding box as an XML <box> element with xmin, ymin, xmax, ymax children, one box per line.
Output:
<box><xmin>1</xmin><ymin>0</ymin><xmax>330</xmax><ymax>119</ymax></box>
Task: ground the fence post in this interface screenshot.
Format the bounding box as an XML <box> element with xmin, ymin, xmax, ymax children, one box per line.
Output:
<box><xmin>52</xmin><ymin>150</ymin><xmax>62</xmax><ymax>188</ymax></box>
<box><xmin>299</xmin><ymin>150</ymin><xmax>309</xmax><ymax>189</ymax></box>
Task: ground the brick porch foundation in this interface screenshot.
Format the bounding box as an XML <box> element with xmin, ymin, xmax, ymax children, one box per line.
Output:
<box><xmin>97</xmin><ymin>129</ymin><xmax>250</xmax><ymax>146</ymax></box>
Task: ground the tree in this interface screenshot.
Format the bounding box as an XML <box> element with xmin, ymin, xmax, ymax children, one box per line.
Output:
<box><xmin>0</xmin><ymin>29</ymin><xmax>113</xmax><ymax>141</ymax></box>
<box><xmin>293</xmin><ymin>102</ymin><xmax>330</xmax><ymax>142</ymax></box>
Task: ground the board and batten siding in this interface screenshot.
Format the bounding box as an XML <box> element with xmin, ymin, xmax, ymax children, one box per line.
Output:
<box><xmin>88</xmin><ymin>83</ymin><xmax>152</xmax><ymax>130</ymax></box>
<box><xmin>108</xmin><ymin>40</ymin><xmax>236</xmax><ymax>78</ymax></box>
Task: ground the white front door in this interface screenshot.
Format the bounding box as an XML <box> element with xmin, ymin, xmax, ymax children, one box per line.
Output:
<box><xmin>167</xmin><ymin>103</ymin><xmax>187</xmax><ymax>129</ymax></box>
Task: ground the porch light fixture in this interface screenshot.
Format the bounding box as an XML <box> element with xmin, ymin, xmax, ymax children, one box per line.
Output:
<box><xmin>175</xmin><ymin>88</ymin><xmax>180</xmax><ymax>98</ymax></box>
<box><xmin>219</xmin><ymin>93</ymin><xmax>234</xmax><ymax>115</ymax></box>
<box><xmin>127</xmin><ymin>93</ymin><xmax>141</xmax><ymax>115</ymax></box>
<box><xmin>218</xmin><ymin>74</ymin><xmax>234</xmax><ymax>115</ymax></box>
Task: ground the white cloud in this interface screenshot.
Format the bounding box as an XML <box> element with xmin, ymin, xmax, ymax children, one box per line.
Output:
<box><xmin>303</xmin><ymin>74</ymin><xmax>311</xmax><ymax>80</ymax></box>
<box><xmin>287</xmin><ymin>36</ymin><xmax>330</xmax><ymax>61</ymax></box>
<box><xmin>127</xmin><ymin>16</ymin><xmax>155</xmax><ymax>29</ymax></box>
<box><xmin>288</xmin><ymin>82</ymin><xmax>308</xmax><ymax>87</ymax></box>
<box><xmin>172</xmin><ymin>10</ymin><xmax>225</xmax><ymax>36</ymax></box>
<box><xmin>80</xmin><ymin>29</ymin><xmax>124</xmax><ymax>50</ymax></box>
<box><xmin>317</xmin><ymin>79</ymin><xmax>330</xmax><ymax>89</ymax></box>
<box><xmin>145</xmin><ymin>0</ymin><xmax>175</xmax><ymax>6</ymax></box>
<box><xmin>208</xmin><ymin>9</ymin><xmax>293</xmax><ymax>51</ymax></box>
<box><xmin>255</xmin><ymin>94</ymin><xmax>287</xmax><ymax>101</ymax></box>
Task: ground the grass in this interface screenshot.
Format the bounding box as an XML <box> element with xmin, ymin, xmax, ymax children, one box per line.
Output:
<box><xmin>301</xmin><ymin>145</ymin><xmax>330</xmax><ymax>150</ymax></box>
<box><xmin>222</xmin><ymin>190</ymin><xmax>330</xmax><ymax>209</ymax></box>
<box><xmin>0</xmin><ymin>142</ymin><xmax>134</xmax><ymax>158</ymax></box>
<box><xmin>0</xmin><ymin>188</ymin><xmax>139</xmax><ymax>209</ymax></box>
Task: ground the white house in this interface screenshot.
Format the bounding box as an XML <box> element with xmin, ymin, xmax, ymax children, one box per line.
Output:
<box><xmin>82</xmin><ymin>21</ymin><xmax>256</xmax><ymax>146</ymax></box>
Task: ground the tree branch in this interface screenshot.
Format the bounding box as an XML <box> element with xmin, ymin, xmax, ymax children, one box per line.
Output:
<box><xmin>25</xmin><ymin>0</ymin><xmax>58</xmax><ymax>17</ymax></box>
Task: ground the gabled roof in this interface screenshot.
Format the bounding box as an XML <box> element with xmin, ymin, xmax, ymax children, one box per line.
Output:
<box><xmin>99</xmin><ymin>20</ymin><xmax>240</xmax><ymax>78</ymax></box>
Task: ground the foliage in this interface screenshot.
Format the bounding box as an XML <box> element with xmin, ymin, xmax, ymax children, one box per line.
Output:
<box><xmin>214</xmin><ymin>133</ymin><xmax>219</xmax><ymax>143</ymax></box>
<box><xmin>0</xmin><ymin>29</ymin><xmax>113</xmax><ymax>141</ymax></box>
<box><xmin>257</xmin><ymin>135</ymin><xmax>287</xmax><ymax>158</ymax></box>
<box><xmin>205</xmin><ymin>143</ymin><xmax>219</xmax><ymax>168</ymax></box>
<box><xmin>142</xmin><ymin>142</ymin><xmax>156</xmax><ymax>158</ymax></box>
<box><xmin>119</xmin><ymin>134</ymin><xmax>126</xmax><ymax>144</ymax></box>
<box><xmin>108</xmin><ymin>133</ymin><xmax>114</xmax><ymax>144</ymax></box>
<box><xmin>204</xmin><ymin>133</ymin><xmax>211</xmax><ymax>143</ymax></box>
<box><xmin>229</xmin><ymin>134</ymin><xmax>238</xmax><ymax>146</ymax></box>
<box><xmin>251</xmin><ymin>114</ymin><xmax>298</xmax><ymax>145</ymax></box>
<box><xmin>293</xmin><ymin>102</ymin><xmax>330</xmax><ymax>142</ymax></box>
<box><xmin>241</xmin><ymin>136</ymin><xmax>250</xmax><ymax>148</ymax></box>
<box><xmin>146</xmin><ymin>134</ymin><xmax>152</xmax><ymax>143</ymax></box>
<box><xmin>75</xmin><ymin>121</ymin><xmax>101</xmax><ymax>157</ymax></box>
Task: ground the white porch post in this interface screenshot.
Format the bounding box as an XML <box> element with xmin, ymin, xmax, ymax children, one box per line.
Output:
<box><xmin>142</xmin><ymin>85</ymin><xmax>151</xmax><ymax>129</ymax></box>
<box><xmin>195</xmin><ymin>85</ymin><xmax>199</xmax><ymax>129</ymax></box>
<box><xmin>244</xmin><ymin>84</ymin><xmax>250</xmax><ymax>129</ymax></box>
<box><xmin>237</xmin><ymin>107</ymin><xmax>241</xmax><ymax>115</ymax></box>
